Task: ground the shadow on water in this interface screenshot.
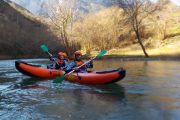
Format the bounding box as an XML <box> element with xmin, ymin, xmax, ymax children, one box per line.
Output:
<box><xmin>70</xmin><ymin>83</ymin><xmax>126</xmax><ymax>109</ymax></box>
<box><xmin>19</xmin><ymin>76</ymin><xmax>127</xmax><ymax>99</ymax></box>
<box><xmin>91</xmin><ymin>83</ymin><xmax>126</xmax><ymax>101</ymax></box>
<box><xmin>13</xmin><ymin>77</ymin><xmax>49</xmax><ymax>90</ymax></box>
<box><xmin>19</xmin><ymin>78</ymin><xmax>42</xmax><ymax>85</ymax></box>
<box><xmin>11</xmin><ymin>77</ymin><xmax>127</xmax><ymax>105</ymax></box>
<box><xmin>34</xmin><ymin>83</ymin><xmax>127</xmax><ymax>120</ymax></box>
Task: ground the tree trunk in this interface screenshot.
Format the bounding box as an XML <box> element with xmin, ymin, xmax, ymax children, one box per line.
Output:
<box><xmin>133</xmin><ymin>14</ymin><xmax>149</xmax><ymax>58</ymax></box>
<box><xmin>61</xmin><ymin>28</ymin><xmax>71</xmax><ymax>56</ymax></box>
<box><xmin>64</xmin><ymin>35</ymin><xmax>71</xmax><ymax>56</ymax></box>
<box><xmin>135</xmin><ymin>30</ymin><xmax>149</xmax><ymax>57</ymax></box>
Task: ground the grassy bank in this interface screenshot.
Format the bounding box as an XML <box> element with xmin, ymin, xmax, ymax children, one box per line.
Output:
<box><xmin>87</xmin><ymin>36</ymin><xmax>180</xmax><ymax>60</ymax></box>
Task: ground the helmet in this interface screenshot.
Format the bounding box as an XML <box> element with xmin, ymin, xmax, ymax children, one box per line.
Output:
<box><xmin>63</xmin><ymin>52</ymin><xmax>67</xmax><ymax>57</ymax></box>
<box><xmin>74</xmin><ymin>51</ymin><xmax>82</xmax><ymax>55</ymax></box>
<box><xmin>58</xmin><ymin>52</ymin><xmax>64</xmax><ymax>57</ymax></box>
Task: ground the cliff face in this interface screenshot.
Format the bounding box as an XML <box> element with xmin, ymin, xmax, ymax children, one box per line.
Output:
<box><xmin>0</xmin><ymin>0</ymin><xmax>63</xmax><ymax>59</ymax></box>
<box><xmin>9</xmin><ymin>0</ymin><xmax>118</xmax><ymax>17</ymax></box>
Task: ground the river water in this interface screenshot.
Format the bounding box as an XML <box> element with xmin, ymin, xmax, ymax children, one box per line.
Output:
<box><xmin>0</xmin><ymin>59</ymin><xmax>179</xmax><ymax>120</ymax></box>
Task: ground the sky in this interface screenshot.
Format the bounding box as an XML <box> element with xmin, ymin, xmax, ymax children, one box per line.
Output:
<box><xmin>171</xmin><ymin>0</ymin><xmax>180</xmax><ymax>5</ymax></box>
<box><xmin>151</xmin><ymin>0</ymin><xmax>180</xmax><ymax>5</ymax></box>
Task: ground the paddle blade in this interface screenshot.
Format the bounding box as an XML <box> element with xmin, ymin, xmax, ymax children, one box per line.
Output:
<box><xmin>40</xmin><ymin>44</ymin><xmax>49</xmax><ymax>53</ymax></box>
<box><xmin>97</xmin><ymin>50</ymin><xmax>107</xmax><ymax>56</ymax></box>
<box><xmin>53</xmin><ymin>75</ymin><xmax>65</xmax><ymax>83</ymax></box>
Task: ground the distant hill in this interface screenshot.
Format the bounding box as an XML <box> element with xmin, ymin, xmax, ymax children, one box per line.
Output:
<box><xmin>4</xmin><ymin>0</ymin><xmax>32</xmax><ymax>14</ymax></box>
<box><xmin>9</xmin><ymin>0</ymin><xmax>119</xmax><ymax>18</ymax></box>
<box><xmin>0</xmin><ymin>0</ymin><xmax>64</xmax><ymax>59</ymax></box>
<box><xmin>9</xmin><ymin>0</ymin><xmax>180</xmax><ymax>18</ymax></box>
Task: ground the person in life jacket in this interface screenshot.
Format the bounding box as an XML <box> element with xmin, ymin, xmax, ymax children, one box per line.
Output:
<box><xmin>47</xmin><ymin>52</ymin><xmax>68</xmax><ymax>70</ymax></box>
<box><xmin>65</xmin><ymin>51</ymin><xmax>93</xmax><ymax>73</ymax></box>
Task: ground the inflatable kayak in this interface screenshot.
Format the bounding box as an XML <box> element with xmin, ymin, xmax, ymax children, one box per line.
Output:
<box><xmin>15</xmin><ymin>61</ymin><xmax>126</xmax><ymax>85</ymax></box>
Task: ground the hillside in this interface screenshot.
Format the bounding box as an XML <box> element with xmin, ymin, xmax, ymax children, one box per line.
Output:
<box><xmin>0</xmin><ymin>0</ymin><xmax>179</xmax><ymax>59</ymax></box>
<box><xmin>71</xmin><ymin>2</ymin><xmax>180</xmax><ymax>58</ymax></box>
<box><xmin>0</xmin><ymin>0</ymin><xmax>64</xmax><ymax>59</ymax></box>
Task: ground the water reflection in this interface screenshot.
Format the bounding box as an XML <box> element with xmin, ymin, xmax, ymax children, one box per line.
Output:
<box><xmin>14</xmin><ymin>78</ymin><xmax>46</xmax><ymax>89</ymax></box>
<box><xmin>33</xmin><ymin>83</ymin><xmax>126</xmax><ymax>120</ymax></box>
<box><xmin>71</xmin><ymin>84</ymin><xmax>126</xmax><ymax>107</ymax></box>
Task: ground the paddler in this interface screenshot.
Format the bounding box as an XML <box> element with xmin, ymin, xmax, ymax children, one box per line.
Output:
<box><xmin>47</xmin><ymin>52</ymin><xmax>68</xmax><ymax>70</ymax></box>
<box><xmin>65</xmin><ymin>51</ymin><xmax>93</xmax><ymax>73</ymax></box>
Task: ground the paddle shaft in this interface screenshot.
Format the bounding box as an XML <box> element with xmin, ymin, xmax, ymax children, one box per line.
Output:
<box><xmin>47</xmin><ymin>51</ymin><xmax>53</xmax><ymax>57</ymax></box>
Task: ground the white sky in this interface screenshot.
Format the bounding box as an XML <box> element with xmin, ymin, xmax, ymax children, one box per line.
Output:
<box><xmin>151</xmin><ymin>0</ymin><xmax>180</xmax><ymax>5</ymax></box>
<box><xmin>171</xmin><ymin>0</ymin><xmax>180</xmax><ymax>5</ymax></box>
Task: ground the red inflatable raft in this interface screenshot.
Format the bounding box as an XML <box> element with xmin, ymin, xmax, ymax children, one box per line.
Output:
<box><xmin>15</xmin><ymin>61</ymin><xmax>126</xmax><ymax>85</ymax></box>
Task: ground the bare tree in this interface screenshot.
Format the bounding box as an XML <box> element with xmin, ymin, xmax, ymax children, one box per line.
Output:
<box><xmin>46</xmin><ymin>0</ymin><xmax>76</xmax><ymax>55</ymax></box>
<box><xmin>116</xmin><ymin>0</ymin><xmax>165</xmax><ymax>57</ymax></box>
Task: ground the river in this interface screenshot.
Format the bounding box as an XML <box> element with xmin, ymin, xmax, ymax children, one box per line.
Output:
<box><xmin>0</xmin><ymin>59</ymin><xmax>180</xmax><ymax>120</ymax></box>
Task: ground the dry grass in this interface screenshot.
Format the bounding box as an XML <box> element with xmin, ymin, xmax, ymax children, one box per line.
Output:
<box><xmin>74</xmin><ymin>2</ymin><xmax>180</xmax><ymax>58</ymax></box>
<box><xmin>104</xmin><ymin>36</ymin><xmax>180</xmax><ymax>57</ymax></box>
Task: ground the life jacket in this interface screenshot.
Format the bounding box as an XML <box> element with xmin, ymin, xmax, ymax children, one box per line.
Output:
<box><xmin>57</xmin><ymin>59</ymin><xmax>64</xmax><ymax>64</ymax></box>
<box><xmin>75</xmin><ymin>60</ymin><xmax>86</xmax><ymax>69</ymax></box>
<box><xmin>54</xmin><ymin>59</ymin><xmax>67</xmax><ymax>69</ymax></box>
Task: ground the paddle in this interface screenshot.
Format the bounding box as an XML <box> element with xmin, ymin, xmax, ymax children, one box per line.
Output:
<box><xmin>53</xmin><ymin>50</ymin><xmax>107</xmax><ymax>83</ymax></box>
<box><xmin>40</xmin><ymin>44</ymin><xmax>59</xmax><ymax>65</ymax></box>
<box><xmin>40</xmin><ymin>44</ymin><xmax>53</xmax><ymax>57</ymax></box>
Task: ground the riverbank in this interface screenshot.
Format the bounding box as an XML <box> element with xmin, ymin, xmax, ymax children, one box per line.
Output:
<box><xmin>88</xmin><ymin>36</ymin><xmax>180</xmax><ymax>61</ymax></box>
<box><xmin>1</xmin><ymin>54</ymin><xmax>180</xmax><ymax>61</ymax></box>
<box><xmin>0</xmin><ymin>55</ymin><xmax>45</xmax><ymax>61</ymax></box>
<box><xmin>1</xmin><ymin>37</ymin><xmax>180</xmax><ymax>61</ymax></box>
